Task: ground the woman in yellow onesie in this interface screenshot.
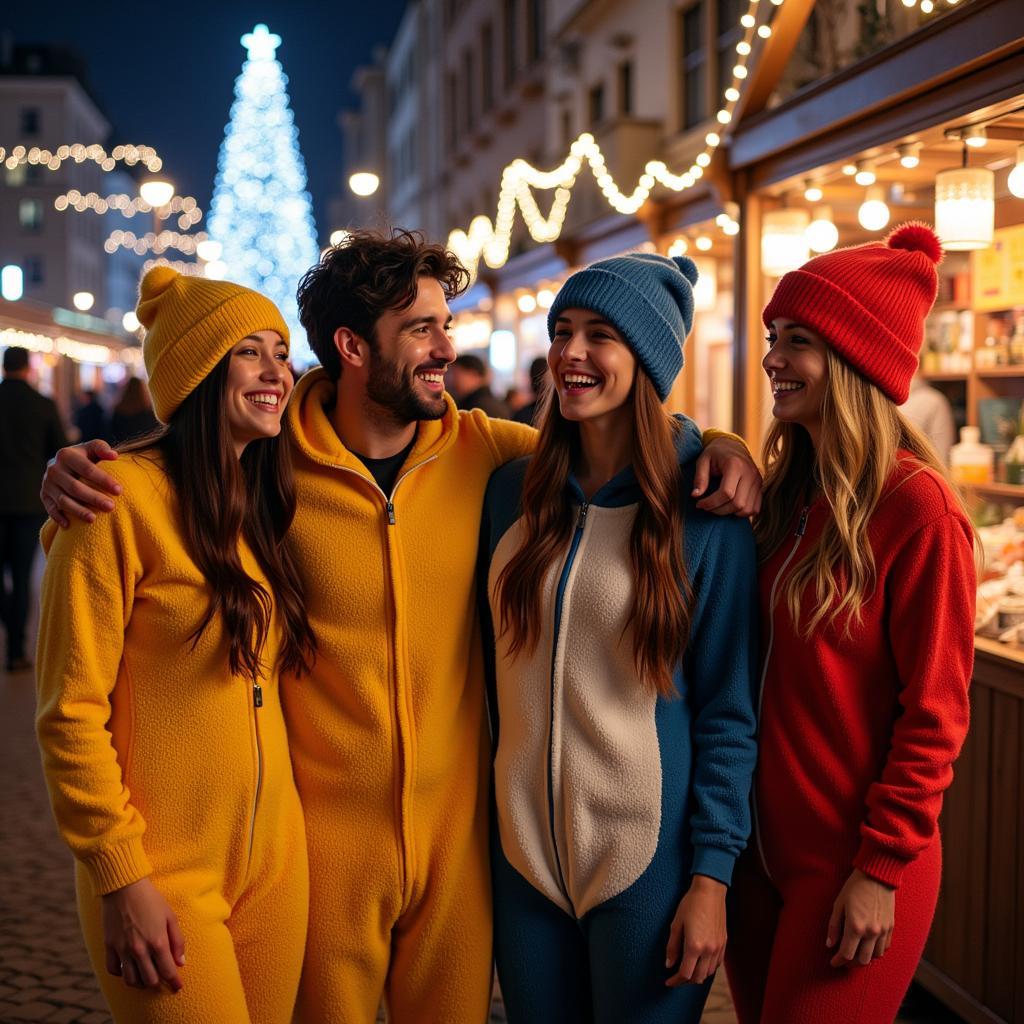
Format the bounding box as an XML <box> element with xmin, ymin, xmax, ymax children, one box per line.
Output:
<box><xmin>35</xmin><ymin>267</ymin><xmax>316</xmax><ymax>1023</ymax></box>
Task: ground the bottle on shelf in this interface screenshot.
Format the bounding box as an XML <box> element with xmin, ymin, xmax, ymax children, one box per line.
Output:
<box><xmin>1010</xmin><ymin>311</ymin><xmax>1024</xmax><ymax>366</ymax></box>
<box><xmin>950</xmin><ymin>426</ymin><xmax>994</xmax><ymax>485</ymax></box>
<box><xmin>1005</xmin><ymin>434</ymin><xmax>1024</xmax><ymax>486</ymax></box>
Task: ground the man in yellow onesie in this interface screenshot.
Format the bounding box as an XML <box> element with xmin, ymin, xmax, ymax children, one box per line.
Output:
<box><xmin>42</xmin><ymin>229</ymin><xmax>761</xmax><ymax>1023</ymax></box>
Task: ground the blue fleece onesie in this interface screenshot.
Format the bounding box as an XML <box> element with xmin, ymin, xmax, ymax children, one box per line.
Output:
<box><xmin>479</xmin><ymin>417</ymin><xmax>759</xmax><ymax>1024</ymax></box>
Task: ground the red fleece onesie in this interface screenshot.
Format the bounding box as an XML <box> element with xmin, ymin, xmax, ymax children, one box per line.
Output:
<box><xmin>726</xmin><ymin>455</ymin><xmax>975</xmax><ymax>1024</ymax></box>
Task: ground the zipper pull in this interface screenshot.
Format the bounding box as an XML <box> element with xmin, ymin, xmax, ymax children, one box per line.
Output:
<box><xmin>577</xmin><ymin>501</ymin><xmax>589</xmax><ymax>530</ymax></box>
<box><xmin>386</xmin><ymin>500</ymin><xmax>396</xmax><ymax>526</ymax></box>
<box><xmin>253</xmin><ymin>683</ymin><xmax>263</xmax><ymax>709</ymax></box>
<box><xmin>796</xmin><ymin>505</ymin><xmax>810</xmax><ymax>537</ymax></box>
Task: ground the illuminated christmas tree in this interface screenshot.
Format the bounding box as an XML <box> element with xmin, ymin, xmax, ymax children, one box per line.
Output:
<box><xmin>207</xmin><ymin>24</ymin><xmax>319</xmax><ymax>365</ymax></box>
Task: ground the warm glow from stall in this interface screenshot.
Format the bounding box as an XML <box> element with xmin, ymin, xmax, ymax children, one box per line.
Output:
<box><xmin>1007</xmin><ymin>145</ymin><xmax>1024</xmax><ymax>200</ymax></box>
<box><xmin>934</xmin><ymin>166</ymin><xmax>994</xmax><ymax>250</ymax></box>
<box><xmin>692</xmin><ymin>257</ymin><xmax>718</xmax><ymax>312</ymax></box>
<box><xmin>858</xmin><ymin>187</ymin><xmax>891</xmax><ymax>232</ymax></box>
<box><xmin>806</xmin><ymin>207</ymin><xmax>840</xmax><ymax>253</ymax></box>
<box><xmin>761</xmin><ymin>209</ymin><xmax>810</xmax><ymax>277</ymax></box>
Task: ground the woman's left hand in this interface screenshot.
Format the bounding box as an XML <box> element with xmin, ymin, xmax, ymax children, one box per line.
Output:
<box><xmin>827</xmin><ymin>868</ymin><xmax>896</xmax><ymax>968</ymax></box>
<box><xmin>664</xmin><ymin>874</ymin><xmax>728</xmax><ymax>987</ymax></box>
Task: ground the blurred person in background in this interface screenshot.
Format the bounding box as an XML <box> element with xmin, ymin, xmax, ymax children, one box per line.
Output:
<box><xmin>447</xmin><ymin>353</ymin><xmax>510</xmax><ymax>418</ymax></box>
<box><xmin>0</xmin><ymin>345</ymin><xmax>68</xmax><ymax>672</ymax></box>
<box><xmin>74</xmin><ymin>389</ymin><xmax>109</xmax><ymax>444</ymax></box>
<box><xmin>900</xmin><ymin>370</ymin><xmax>955</xmax><ymax>464</ymax></box>
<box><xmin>109</xmin><ymin>376</ymin><xmax>159</xmax><ymax>445</ymax></box>
<box><xmin>513</xmin><ymin>356</ymin><xmax>550</xmax><ymax>426</ymax></box>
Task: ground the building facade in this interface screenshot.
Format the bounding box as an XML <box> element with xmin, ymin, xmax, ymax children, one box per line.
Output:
<box><xmin>0</xmin><ymin>44</ymin><xmax>110</xmax><ymax>313</ymax></box>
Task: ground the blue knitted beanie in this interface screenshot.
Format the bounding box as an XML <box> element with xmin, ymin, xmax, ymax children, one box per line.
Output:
<box><xmin>547</xmin><ymin>252</ymin><xmax>698</xmax><ymax>400</ymax></box>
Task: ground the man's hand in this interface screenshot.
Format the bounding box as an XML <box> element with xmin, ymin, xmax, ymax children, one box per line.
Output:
<box><xmin>665</xmin><ymin>874</ymin><xmax>727</xmax><ymax>987</ymax></box>
<box><xmin>827</xmin><ymin>868</ymin><xmax>895</xmax><ymax>968</ymax></box>
<box><xmin>102</xmin><ymin>877</ymin><xmax>185</xmax><ymax>992</ymax></box>
<box><xmin>41</xmin><ymin>440</ymin><xmax>121</xmax><ymax>528</ymax></box>
<box><xmin>693</xmin><ymin>436</ymin><xmax>762</xmax><ymax>517</ymax></box>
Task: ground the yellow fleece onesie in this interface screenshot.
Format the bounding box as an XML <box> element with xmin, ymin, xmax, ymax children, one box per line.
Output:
<box><xmin>35</xmin><ymin>452</ymin><xmax>308</xmax><ymax>1024</ymax></box>
<box><xmin>283</xmin><ymin>369</ymin><xmax>535</xmax><ymax>1023</ymax></box>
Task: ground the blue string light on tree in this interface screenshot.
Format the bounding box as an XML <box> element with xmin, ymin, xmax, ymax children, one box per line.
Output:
<box><xmin>207</xmin><ymin>24</ymin><xmax>320</xmax><ymax>366</ymax></box>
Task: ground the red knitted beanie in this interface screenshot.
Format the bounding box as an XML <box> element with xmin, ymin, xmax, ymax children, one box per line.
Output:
<box><xmin>762</xmin><ymin>222</ymin><xmax>943</xmax><ymax>404</ymax></box>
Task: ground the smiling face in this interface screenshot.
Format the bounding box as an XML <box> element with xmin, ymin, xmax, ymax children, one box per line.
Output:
<box><xmin>763</xmin><ymin>317</ymin><xmax>830</xmax><ymax>441</ymax></box>
<box><xmin>548</xmin><ymin>308</ymin><xmax>637</xmax><ymax>423</ymax></box>
<box><xmin>365</xmin><ymin>276</ymin><xmax>456</xmax><ymax>423</ymax></box>
<box><xmin>224</xmin><ymin>329</ymin><xmax>293</xmax><ymax>456</ymax></box>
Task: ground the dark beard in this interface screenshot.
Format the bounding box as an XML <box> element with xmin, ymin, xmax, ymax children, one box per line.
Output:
<box><xmin>365</xmin><ymin>347</ymin><xmax>447</xmax><ymax>424</ymax></box>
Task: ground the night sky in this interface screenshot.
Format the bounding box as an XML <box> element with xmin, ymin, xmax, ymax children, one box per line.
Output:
<box><xmin>2</xmin><ymin>1</ymin><xmax>408</xmax><ymax>241</ymax></box>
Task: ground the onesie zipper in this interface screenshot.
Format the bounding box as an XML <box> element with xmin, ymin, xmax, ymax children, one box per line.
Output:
<box><xmin>752</xmin><ymin>504</ymin><xmax>809</xmax><ymax>882</ymax></box>
<box><xmin>246</xmin><ymin>680</ymin><xmax>264</xmax><ymax>872</ymax></box>
<box><xmin>545</xmin><ymin>499</ymin><xmax>589</xmax><ymax>911</ymax></box>
<box><xmin>327</xmin><ymin>455</ymin><xmax>438</xmax><ymax>905</ymax></box>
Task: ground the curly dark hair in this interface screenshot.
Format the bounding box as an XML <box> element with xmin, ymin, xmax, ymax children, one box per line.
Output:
<box><xmin>296</xmin><ymin>228</ymin><xmax>471</xmax><ymax>381</ymax></box>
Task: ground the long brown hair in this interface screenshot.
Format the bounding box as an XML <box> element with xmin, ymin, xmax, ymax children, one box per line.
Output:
<box><xmin>495</xmin><ymin>371</ymin><xmax>692</xmax><ymax>696</ymax></box>
<box><xmin>755</xmin><ymin>348</ymin><xmax>975</xmax><ymax>637</ymax></box>
<box><xmin>123</xmin><ymin>356</ymin><xmax>316</xmax><ymax>682</ymax></box>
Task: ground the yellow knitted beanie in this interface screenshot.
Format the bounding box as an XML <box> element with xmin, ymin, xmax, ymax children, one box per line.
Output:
<box><xmin>136</xmin><ymin>267</ymin><xmax>290</xmax><ymax>422</ymax></box>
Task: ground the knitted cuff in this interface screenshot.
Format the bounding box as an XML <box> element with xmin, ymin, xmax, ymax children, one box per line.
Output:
<box><xmin>853</xmin><ymin>841</ymin><xmax>910</xmax><ymax>889</ymax></box>
<box><xmin>691</xmin><ymin>845</ymin><xmax>737</xmax><ymax>887</ymax></box>
<box><xmin>82</xmin><ymin>837</ymin><xmax>153</xmax><ymax>896</ymax></box>
<box><xmin>701</xmin><ymin>428</ymin><xmax>748</xmax><ymax>451</ymax></box>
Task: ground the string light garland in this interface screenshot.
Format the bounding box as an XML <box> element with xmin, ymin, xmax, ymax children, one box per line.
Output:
<box><xmin>447</xmin><ymin>0</ymin><xmax>778</xmax><ymax>276</ymax></box>
<box><xmin>445</xmin><ymin>0</ymin><xmax>964</xmax><ymax>278</ymax></box>
<box><xmin>54</xmin><ymin>190</ymin><xmax>203</xmax><ymax>229</ymax></box>
<box><xmin>104</xmin><ymin>229</ymin><xmax>210</xmax><ymax>258</ymax></box>
<box><xmin>141</xmin><ymin>257</ymin><xmax>204</xmax><ymax>277</ymax></box>
<box><xmin>0</xmin><ymin>143</ymin><xmax>162</xmax><ymax>173</ymax></box>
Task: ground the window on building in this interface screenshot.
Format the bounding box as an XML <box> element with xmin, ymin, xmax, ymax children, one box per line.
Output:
<box><xmin>481</xmin><ymin>22</ymin><xmax>495</xmax><ymax>113</ymax></box>
<box><xmin>20</xmin><ymin>108</ymin><xmax>40</xmax><ymax>136</ymax></box>
<box><xmin>19</xmin><ymin>198</ymin><xmax>43</xmax><ymax>232</ymax></box>
<box><xmin>504</xmin><ymin>0</ymin><xmax>518</xmax><ymax>88</ymax></box>
<box><xmin>589</xmin><ymin>83</ymin><xmax>605</xmax><ymax>128</ymax></box>
<box><xmin>680</xmin><ymin>3</ymin><xmax>707</xmax><ymax>130</ymax></box>
<box><xmin>24</xmin><ymin>257</ymin><xmax>44</xmax><ymax>285</ymax></box>
<box><xmin>527</xmin><ymin>0</ymin><xmax>545</xmax><ymax>63</ymax></box>
<box><xmin>716</xmin><ymin>0</ymin><xmax>744</xmax><ymax>101</ymax></box>
<box><xmin>464</xmin><ymin>48</ymin><xmax>475</xmax><ymax>131</ymax></box>
<box><xmin>446</xmin><ymin>71</ymin><xmax>458</xmax><ymax>147</ymax></box>
<box><xmin>618</xmin><ymin>61</ymin><xmax>634</xmax><ymax>117</ymax></box>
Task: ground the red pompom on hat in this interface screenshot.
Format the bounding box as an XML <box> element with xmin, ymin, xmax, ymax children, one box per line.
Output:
<box><xmin>763</xmin><ymin>221</ymin><xmax>943</xmax><ymax>404</ymax></box>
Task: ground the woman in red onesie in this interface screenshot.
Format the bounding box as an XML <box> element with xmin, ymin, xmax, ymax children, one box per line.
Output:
<box><xmin>726</xmin><ymin>222</ymin><xmax>976</xmax><ymax>1024</ymax></box>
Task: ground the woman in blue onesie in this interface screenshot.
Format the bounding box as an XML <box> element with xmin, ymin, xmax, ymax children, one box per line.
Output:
<box><xmin>479</xmin><ymin>253</ymin><xmax>759</xmax><ymax>1024</ymax></box>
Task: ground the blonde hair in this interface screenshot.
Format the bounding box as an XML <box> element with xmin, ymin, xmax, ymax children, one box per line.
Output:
<box><xmin>755</xmin><ymin>349</ymin><xmax>974</xmax><ymax>637</ymax></box>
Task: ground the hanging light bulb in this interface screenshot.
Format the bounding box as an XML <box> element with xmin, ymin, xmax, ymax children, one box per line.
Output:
<box><xmin>761</xmin><ymin>209</ymin><xmax>810</xmax><ymax>277</ymax></box>
<box><xmin>806</xmin><ymin>206</ymin><xmax>839</xmax><ymax>253</ymax></box>
<box><xmin>963</xmin><ymin>126</ymin><xmax>987</xmax><ymax>149</ymax></box>
<box><xmin>1007</xmin><ymin>144</ymin><xmax>1024</xmax><ymax>200</ymax></box>
<box><xmin>854</xmin><ymin>160</ymin><xmax>876</xmax><ymax>186</ymax></box>
<box><xmin>935</xmin><ymin>161</ymin><xmax>994</xmax><ymax>250</ymax></box>
<box><xmin>803</xmin><ymin>181</ymin><xmax>823</xmax><ymax>202</ymax></box>
<box><xmin>898</xmin><ymin>143</ymin><xmax>922</xmax><ymax>169</ymax></box>
<box><xmin>668</xmin><ymin>237</ymin><xmax>689</xmax><ymax>257</ymax></box>
<box><xmin>858</xmin><ymin>186</ymin><xmax>890</xmax><ymax>232</ymax></box>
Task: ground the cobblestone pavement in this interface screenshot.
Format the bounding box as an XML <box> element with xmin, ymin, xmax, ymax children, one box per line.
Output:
<box><xmin>1</xmin><ymin>567</ymin><xmax>958</xmax><ymax>1023</ymax></box>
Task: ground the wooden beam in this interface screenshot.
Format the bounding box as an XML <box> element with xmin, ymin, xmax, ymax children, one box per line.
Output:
<box><xmin>735</xmin><ymin>0</ymin><xmax>816</xmax><ymax>122</ymax></box>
